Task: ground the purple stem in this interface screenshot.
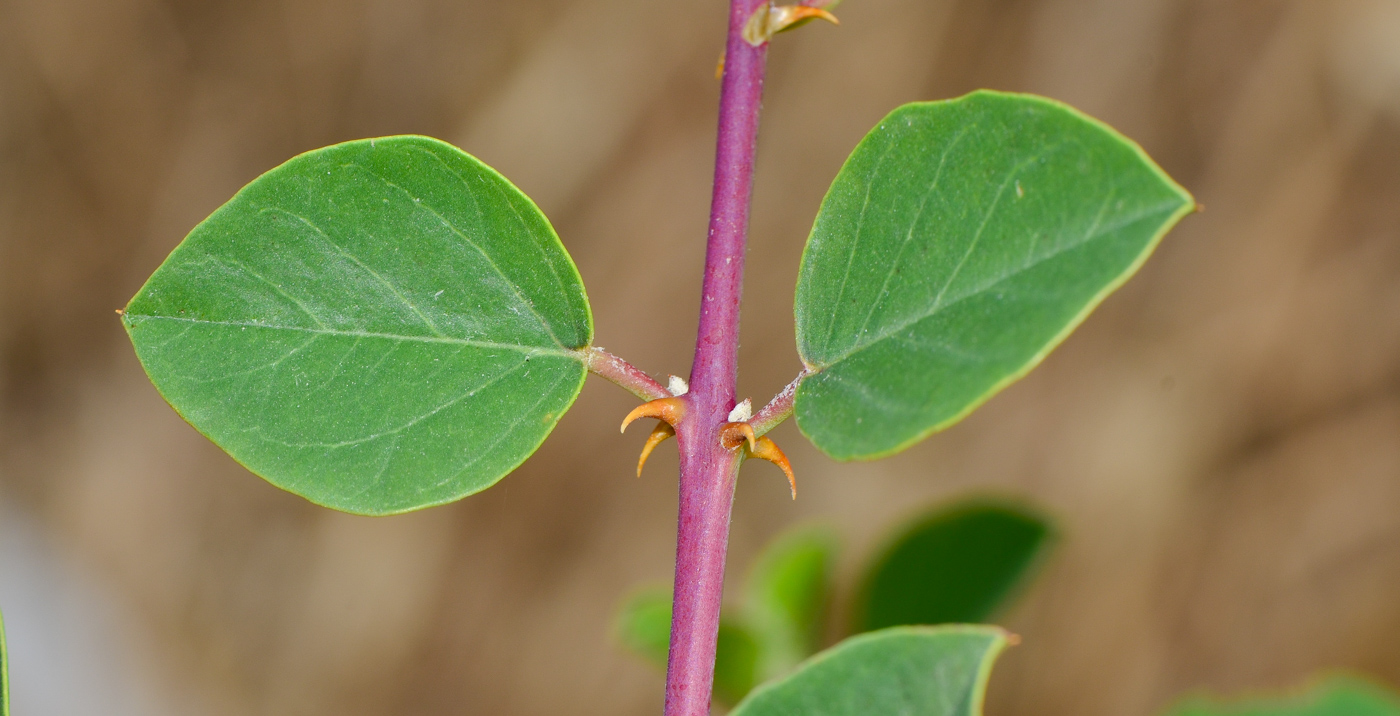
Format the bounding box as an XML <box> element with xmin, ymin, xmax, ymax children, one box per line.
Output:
<box><xmin>663</xmin><ymin>1</ymin><xmax>769</xmax><ymax>714</ymax></box>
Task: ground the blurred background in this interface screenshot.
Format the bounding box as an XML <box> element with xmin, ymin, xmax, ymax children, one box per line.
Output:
<box><xmin>1</xmin><ymin>0</ymin><xmax>1399</xmax><ymax>714</ymax></box>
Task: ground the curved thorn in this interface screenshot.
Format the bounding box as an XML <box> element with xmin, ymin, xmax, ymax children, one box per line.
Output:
<box><xmin>719</xmin><ymin>422</ymin><xmax>757</xmax><ymax>451</ymax></box>
<box><xmin>743</xmin><ymin>4</ymin><xmax>840</xmax><ymax>46</ymax></box>
<box><xmin>636</xmin><ymin>422</ymin><xmax>676</xmax><ymax>477</ymax></box>
<box><xmin>621</xmin><ymin>397</ymin><xmax>686</xmax><ymax>433</ymax></box>
<box><xmin>781</xmin><ymin>6</ymin><xmax>840</xmax><ymax>27</ymax></box>
<box><xmin>750</xmin><ymin>436</ymin><xmax>796</xmax><ymax>499</ymax></box>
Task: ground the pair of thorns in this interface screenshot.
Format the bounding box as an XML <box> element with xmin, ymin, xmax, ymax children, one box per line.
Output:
<box><xmin>620</xmin><ymin>396</ymin><xmax>797</xmax><ymax>499</ymax></box>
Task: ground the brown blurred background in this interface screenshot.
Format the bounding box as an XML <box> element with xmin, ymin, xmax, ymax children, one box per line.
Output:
<box><xmin>1</xmin><ymin>0</ymin><xmax>1398</xmax><ymax>714</ymax></box>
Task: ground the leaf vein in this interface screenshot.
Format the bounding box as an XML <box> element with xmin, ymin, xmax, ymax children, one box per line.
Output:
<box><xmin>817</xmin><ymin>195</ymin><xmax>1177</xmax><ymax>368</ymax></box>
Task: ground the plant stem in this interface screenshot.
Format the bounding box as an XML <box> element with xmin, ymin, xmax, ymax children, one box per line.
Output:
<box><xmin>750</xmin><ymin>369</ymin><xmax>808</xmax><ymax>437</ymax></box>
<box><xmin>581</xmin><ymin>347</ymin><xmax>671</xmax><ymax>401</ymax></box>
<box><xmin>664</xmin><ymin>1</ymin><xmax>769</xmax><ymax>714</ymax></box>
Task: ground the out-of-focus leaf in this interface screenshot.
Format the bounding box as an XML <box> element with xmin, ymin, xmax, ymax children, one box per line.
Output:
<box><xmin>744</xmin><ymin>526</ymin><xmax>838</xmax><ymax>679</ymax></box>
<box><xmin>1163</xmin><ymin>676</ymin><xmax>1400</xmax><ymax>716</ymax></box>
<box><xmin>793</xmin><ymin>91</ymin><xmax>1194</xmax><ymax>460</ymax></box>
<box><xmin>616</xmin><ymin>588</ymin><xmax>673</xmax><ymax>669</ymax></box>
<box><xmin>123</xmin><ymin>135</ymin><xmax>592</xmax><ymax>515</ymax></box>
<box><xmin>613</xmin><ymin>588</ymin><xmax>760</xmax><ymax>706</ymax></box>
<box><xmin>730</xmin><ymin>625</ymin><xmax>1010</xmax><ymax>716</ymax></box>
<box><xmin>856</xmin><ymin>499</ymin><xmax>1052</xmax><ymax>632</ymax></box>
<box><xmin>714</xmin><ymin>620</ymin><xmax>761</xmax><ymax>705</ymax></box>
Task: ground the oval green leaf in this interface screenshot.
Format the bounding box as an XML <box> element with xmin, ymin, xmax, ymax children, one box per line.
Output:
<box><xmin>1163</xmin><ymin>676</ymin><xmax>1400</xmax><ymax>716</ymax></box>
<box><xmin>730</xmin><ymin>625</ymin><xmax>1011</xmax><ymax>716</ymax></box>
<box><xmin>123</xmin><ymin>136</ymin><xmax>592</xmax><ymax>515</ymax></box>
<box><xmin>855</xmin><ymin>499</ymin><xmax>1053</xmax><ymax>632</ymax></box>
<box><xmin>793</xmin><ymin>91</ymin><xmax>1193</xmax><ymax>459</ymax></box>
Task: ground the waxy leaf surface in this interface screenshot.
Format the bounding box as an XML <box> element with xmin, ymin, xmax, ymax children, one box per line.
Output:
<box><xmin>124</xmin><ymin>136</ymin><xmax>592</xmax><ymax>515</ymax></box>
<box><xmin>794</xmin><ymin>91</ymin><xmax>1193</xmax><ymax>459</ymax></box>
<box><xmin>730</xmin><ymin>626</ymin><xmax>1009</xmax><ymax>716</ymax></box>
<box><xmin>1163</xmin><ymin>676</ymin><xmax>1400</xmax><ymax>716</ymax></box>
<box><xmin>856</xmin><ymin>499</ymin><xmax>1052</xmax><ymax>631</ymax></box>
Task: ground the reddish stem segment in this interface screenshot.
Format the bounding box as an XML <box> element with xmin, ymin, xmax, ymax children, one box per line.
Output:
<box><xmin>581</xmin><ymin>347</ymin><xmax>671</xmax><ymax>401</ymax></box>
<box><xmin>663</xmin><ymin>1</ymin><xmax>769</xmax><ymax>714</ymax></box>
<box><xmin>749</xmin><ymin>369</ymin><xmax>807</xmax><ymax>437</ymax></box>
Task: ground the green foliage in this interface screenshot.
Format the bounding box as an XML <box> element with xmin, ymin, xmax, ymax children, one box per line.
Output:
<box><xmin>729</xmin><ymin>626</ymin><xmax>1010</xmax><ymax>716</ymax></box>
<box><xmin>744</xmin><ymin>527</ymin><xmax>838</xmax><ymax>678</ymax></box>
<box><xmin>615</xmin><ymin>529</ymin><xmax>837</xmax><ymax>705</ymax></box>
<box><xmin>1163</xmin><ymin>676</ymin><xmax>1400</xmax><ymax>716</ymax></box>
<box><xmin>616</xmin><ymin>588</ymin><xmax>673</xmax><ymax>668</ymax></box>
<box><xmin>715</xmin><ymin>621</ymin><xmax>762</xmax><ymax>705</ymax></box>
<box><xmin>793</xmin><ymin>90</ymin><xmax>1194</xmax><ymax>460</ymax></box>
<box><xmin>123</xmin><ymin>136</ymin><xmax>592</xmax><ymax>515</ymax></box>
<box><xmin>855</xmin><ymin>499</ymin><xmax>1052</xmax><ymax>631</ymax></box>
<box><xmin>0</xmin><ymin>610</ymin><xmax>7</xmax><ymax>716</ymax></box>
<box><xmin>617</xmin><ymin>502</ymin><xmax>1052</xmax><ymax>704</ymax></box>
<box><xmin>614</xmin><ymin>588</ymin><xmax>761</xmax><ymax>705</ymax></box>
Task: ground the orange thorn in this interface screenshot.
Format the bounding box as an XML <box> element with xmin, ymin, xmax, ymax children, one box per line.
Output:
<box><xmin>719</xmin><ymin>421</ymin><xmax>757</xmax><ymax>451</ymax></box>
<box><xmin>780</xmin><ymin>5</ymin><xmax>840</xmax><ymax>27</ymax></box>
<box><xmin>743</xmin><ymin>4</ymin><xmax>840</xmax><ymax>46</ymax></box>
<box><xmin>750</xmin><ymin>436</ymin><xmax>797</xmax><ymax>499</ymax></box>
<box><xmin>621</xmin><ymin>396</ymin><xmax>686</xmax><ymax>433</ymax></box>
<box><xmin>636</xmin><ymin>421</ymin><xmax>675</xmax><ymax>477</ymax></box>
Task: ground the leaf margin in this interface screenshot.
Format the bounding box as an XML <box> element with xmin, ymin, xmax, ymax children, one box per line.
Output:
<box><xmin>730</xmin><ymin>624</ymin><xmax>1013</xmax><ymax>716</ymax></box>
<box><xmin>791</xmin><ymin>89</ymin><xmax>1196</xmax><ymax>462</ymax></box>
<box><xmin>121</xmin><ymin>134</ymin><xmax>595</xmax><ymax>516</ymax></box>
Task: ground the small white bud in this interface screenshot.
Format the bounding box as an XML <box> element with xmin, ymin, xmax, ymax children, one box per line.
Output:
<box><xmin>728</xmin><ymin>399</ymin><xmax>752</xmax><ymax>423</ymax></box>
<box><xmin>668</xmin><ymin>375</ymin><xmax>689</xmax><ymax>397</ymax></box>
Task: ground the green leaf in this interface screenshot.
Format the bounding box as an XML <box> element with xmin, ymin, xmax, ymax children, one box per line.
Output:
<box><xmin>1</xmin><ymin>609</ymin><xmax>8</xmax><ymax>716</ymax></box>
<box><xmin>615</xmin><ymin>588</ymin><xmax>673</xmax><ymax>670</ymax></box>
<box><xmin>730</xmin><ymin>625</ymin><xmax>1010</xmax><ymax>716</ymax></box>
<box><xmin>715</xmin><ymin>621</ymin><xmax>761</xmax><ymax>705</ymax></box>
<box><xmin>744</xmin><ymin>526</ymin><xmax>838</xmax><ymax>678</ymax></box>
<box><xmin>793</xmin><ymin>91</ymin><xmax>1193</xmax><ymax>459</ymax></box>
<box><xmin>1163</xmin><ymin>676</ymin><xmax>1400</xmax><ymax>716</ymax></box>
<box><xmin>123</xmin><ymin>136</ymin><xmax>592</xmax><ymax>515</ymax></box>
<box><xmin>856</xmin><ymin>499</ymin><xmax>1053</xmax><ymax>632</ymax></box>
<box><xmin>613</xmin><ymin>588</ymin><xmax>760</xmax><ymax>706</ymax></box>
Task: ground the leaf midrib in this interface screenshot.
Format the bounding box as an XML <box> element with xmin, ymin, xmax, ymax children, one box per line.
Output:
<box><xmin>126</xmin><ymin>314</ymin><xmax>581</xmax><ymax>358</ymax></box>
<box><xmin>807</xmin><ymin>197</ymin><xmax>1180</xmax><ymax>371</ymax></box>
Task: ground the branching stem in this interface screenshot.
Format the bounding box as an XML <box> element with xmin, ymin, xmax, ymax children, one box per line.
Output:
<box><xmin>662</xmin><ymin>1</ymin><xmax>770</xmax><ymax>714</ymax></box>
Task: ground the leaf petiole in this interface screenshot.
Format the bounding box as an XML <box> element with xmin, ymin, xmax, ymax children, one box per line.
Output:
<box><xmin>578</xmin><ymin>346</ymin><xmax>671</xmax><ymax>401</ymax></box>
<box><xmin>749</xmin><ymin>370</ymin><xmax>809</xmax><ymax>437</ymax></box>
